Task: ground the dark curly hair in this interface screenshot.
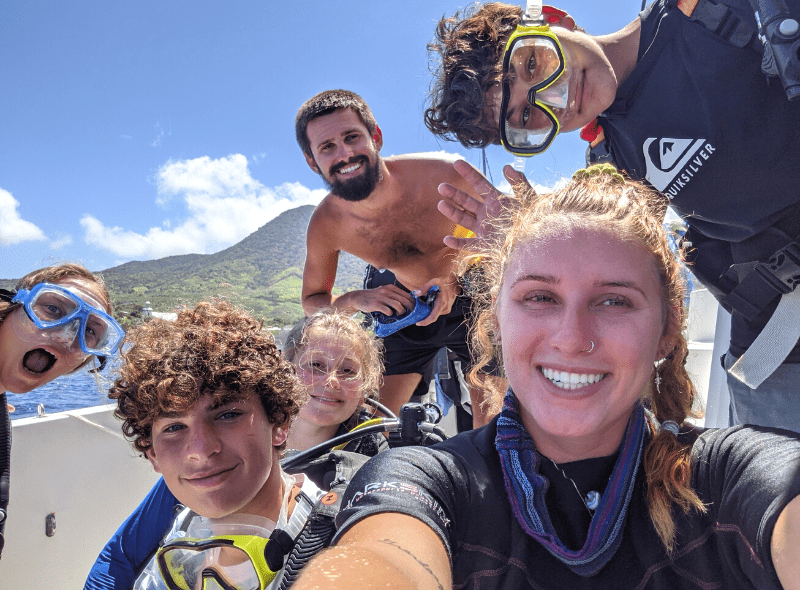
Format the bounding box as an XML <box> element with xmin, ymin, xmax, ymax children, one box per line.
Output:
<box><xmin>295</xmin><ymin>89</ymin><xmax>378</xmax><ymax>157</ymax></box>
<box><xmin>111</xmin><ymin>298</ymin><xmax>303</xmax><ymax>455</ymax></box>
<box><xmin>425</xmin><ymin>2</ymin><xmax>522</xmax><ymax>148</ymax></box>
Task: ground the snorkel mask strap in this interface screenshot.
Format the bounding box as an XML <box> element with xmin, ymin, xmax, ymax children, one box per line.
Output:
<box><xmin>88</xmin><ymin>356</ymin><xmax>108</xmax><ymax>374</ymax></box>
<box><xmin>0</xmin><ymin>290</ymin><xmax>17</xmax><ymax>305</ymax></box>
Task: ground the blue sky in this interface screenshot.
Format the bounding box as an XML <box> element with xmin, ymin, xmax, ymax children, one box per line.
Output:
<box><xmin>0</xmin><ymin>0</ymin><xmax>643</xmax><ymax>279</ymax></box>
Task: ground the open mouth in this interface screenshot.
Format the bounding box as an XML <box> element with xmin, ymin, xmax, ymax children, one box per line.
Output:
<box><xmin>23</xmin><ymin>348</ymin><xmax>57</xmax><ymax>374</ymax></box>
<box><xmin>540</xmin><ymin>366</ymin><xmax>607</xmax><ymax>390</ymax></box>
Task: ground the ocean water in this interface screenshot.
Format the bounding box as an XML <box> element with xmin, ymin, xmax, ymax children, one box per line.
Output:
<box><xmin>9</xmin><ymin>365</ymin><xmax>120</xmax><ymax>421</ymax></box>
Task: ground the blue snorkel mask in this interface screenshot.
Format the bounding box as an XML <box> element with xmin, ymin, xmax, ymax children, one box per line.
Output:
<box><xmin>9</xmin><ymin>283</ymin><xmax>124</xmax><ymax>357</ymax></box>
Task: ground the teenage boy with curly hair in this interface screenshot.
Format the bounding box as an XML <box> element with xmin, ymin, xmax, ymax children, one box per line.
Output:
<box><xmin>85</xmin><ymin>299</ymin><xmax>325</xmax><ymax>590</ymax></box>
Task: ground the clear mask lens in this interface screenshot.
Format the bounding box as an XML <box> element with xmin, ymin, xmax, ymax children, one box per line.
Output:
<box><xmin>43</xmin><ymin>317</ymin><xmax>82</xmax><ymax>347</ymax></box>
<box><xmin>500</xmin><ymin>30</ymin><xmax>568</xmax><ymax>155</ymax></box>
<box><xmin>509</xmin><ymin>35</ymin><xmax>563</xmax><ymax>88</ymax></box>
<box><xmin>534</xmin><ymin>73</ymin><xmax>569</xmax><ymax>109</ymax></box>
<box><xmin>160</xmin><ymin>544</ymin><xmax>262</xmax><ymax>590</ymax></box>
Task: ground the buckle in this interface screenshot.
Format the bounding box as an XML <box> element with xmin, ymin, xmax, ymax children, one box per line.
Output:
<box><xmin>586</xmin><ymin>138</ymin><xmax>613</xmax><ymax>165</ymax></box>
<box><xmin>754</xmin><ymin>241</ymin><xmax>800</xmax><ymax>295</ymax></box>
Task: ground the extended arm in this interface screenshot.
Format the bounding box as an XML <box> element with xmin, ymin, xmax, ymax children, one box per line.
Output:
<box><xmin>772</xmin><ymin>494</ymin><xmax>800</xmax><ymax>590</ymax></box>
<box><xmin>294</xmin><ymin>513</ymin><xmax>451</xmax><ymax>590</ymax></box>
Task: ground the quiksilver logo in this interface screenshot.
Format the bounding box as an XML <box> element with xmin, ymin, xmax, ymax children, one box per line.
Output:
<box><xmin>643</xmin><ymin>138</ymin><xmax>715</xmax><ymax>197</ymax></box>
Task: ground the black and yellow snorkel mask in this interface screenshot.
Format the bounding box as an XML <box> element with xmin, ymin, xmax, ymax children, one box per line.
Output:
<box><xmin>499</xmin><ymin>0</ymin><xmax>572</xmax><ymax>156</ymax></box>
<box><xmin>157</xmin><ymin>532</ymin><xmax>283</xmax><ymax>590</ymax></box>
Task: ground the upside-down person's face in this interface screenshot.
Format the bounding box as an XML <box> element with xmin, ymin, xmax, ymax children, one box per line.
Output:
<box><xmin>488</xmin><ymin>25</ymin><xmax>618</xmax><ymax>141</ymax></box>
<box><xmin>494</xmin><ymin>227</ymin><xmax>668</xmax><ymax>461</ymax></box>
<box><xmin>304</xmin><ymin>108</ymin><xmax>383</xmax><ymax>202</ymax></box>
<box><xmin>0</xmin><ymin>278</ymin><xmax>106</xmax><ymax>394</ymax></box>
<box><xmin>146</xmin><ymin>391</ymin><xmax>289</xmax><ymax>520</ymax></box>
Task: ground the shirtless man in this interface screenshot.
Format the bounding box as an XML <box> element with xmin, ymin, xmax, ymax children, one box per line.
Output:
<box><xmin>296</xmin><ymin>89</ymin><xmax>503</xmax><ymax>425</ymax></box>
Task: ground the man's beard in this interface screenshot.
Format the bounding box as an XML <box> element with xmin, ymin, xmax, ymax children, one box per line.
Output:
<box><xmin>324</xmin><ymin>155</ymin><xmax>382</xmax><ymax>202</ymax></box>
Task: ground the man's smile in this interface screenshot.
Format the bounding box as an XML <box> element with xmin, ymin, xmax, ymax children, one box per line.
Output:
<box><xmin>338</xmin><ymin>161</ymin><xmax>363</xmax><ymax>175</ymax></box>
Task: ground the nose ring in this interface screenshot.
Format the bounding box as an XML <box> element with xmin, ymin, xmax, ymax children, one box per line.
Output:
<box><xmin>583</xmin><ymin>340</ymin><xmax>595</xmax><ymax>354</ymax></box>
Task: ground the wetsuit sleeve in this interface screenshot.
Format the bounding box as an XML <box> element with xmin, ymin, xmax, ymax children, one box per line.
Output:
<box><xmin>332</xmin><ymin>446</ymin><xmax>469</xmax><ymax>557</ymax></box>
<box><xmin>83</xmin><ymin>478</ymin><xmax>177</xmax><ymax>590</ymax></box>
<box><xmin>691</xmin><ymin>426</ymin><xmax>800</xmax><ymax>586</ymax></box>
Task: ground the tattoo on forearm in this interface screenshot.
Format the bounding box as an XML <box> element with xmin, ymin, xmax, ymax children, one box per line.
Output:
<box><xmin>378</xmin><ymin>539</ymin><xmax>445</xmax><ymax>590</ymax></box>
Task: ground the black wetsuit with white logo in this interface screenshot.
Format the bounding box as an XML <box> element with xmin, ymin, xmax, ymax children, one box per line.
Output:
<box><xmin>597</xmin><ymin>0</ymin><xmax>800</xmax><ymax>360</ymax></box>
<box><xmin>334</xmin><ymin>419</ymin><xmax>800</xmax><ymax>589</ymax></box>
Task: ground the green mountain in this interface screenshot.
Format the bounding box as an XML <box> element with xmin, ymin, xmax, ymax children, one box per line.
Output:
<box><xmin>1</xmin><ymin>205</ymin><xmax>367</xmax><ymax>326</ymax></box>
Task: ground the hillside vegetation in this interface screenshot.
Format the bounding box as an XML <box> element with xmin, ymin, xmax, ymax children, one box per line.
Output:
<box><xmin>0</xmin><ymin>205</ymin><xmax>366</xmax><ymax>327</ymax></box>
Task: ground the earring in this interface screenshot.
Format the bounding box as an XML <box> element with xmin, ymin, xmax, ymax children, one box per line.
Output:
<box><xmin>654</xmin><ymin>362</ymin><xmax>662</xmax><ymax>394</ymax></box>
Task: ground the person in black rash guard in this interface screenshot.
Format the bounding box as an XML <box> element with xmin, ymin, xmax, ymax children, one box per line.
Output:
<box><xmin>428</xmin><ymin>0</ymin><xmax>800</xmax><ymax>433</ymax></box>
<box><xmin>293</xmin><ymin>166</ymin><xmax>800</xmax><ymax>590</ymax></box>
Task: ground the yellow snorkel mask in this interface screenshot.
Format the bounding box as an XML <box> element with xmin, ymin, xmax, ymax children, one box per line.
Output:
<box><xmin>157</xmin><ymin>531</ymin><xmax>285</xmax><ymax>590</ymax></box>
<box><xmin>499</xmin><ymin>0</ymin><xmax>572</xmax><ymax>156</ymax></box>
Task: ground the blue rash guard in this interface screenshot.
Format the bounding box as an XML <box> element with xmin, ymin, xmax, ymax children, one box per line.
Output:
<box><xmin>83</xmin><ymin>478</ymin><xmax>176</xmax><ymax>590</ymax></box>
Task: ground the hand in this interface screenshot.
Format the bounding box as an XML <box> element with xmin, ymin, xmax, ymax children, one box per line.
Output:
<box><xmin>437</xmin><ymin>159</ymin><xmax>531</xmax><ymax>250</ymax></box>
<box><xmin>413</xmin><ymin>276</ymin><xmax>460</xmax><ymax>326</ymax></box>
<box><xmin>340</xmin><ymin>286</ymin><xmax>416</xmax><ymax>316</ymax></box>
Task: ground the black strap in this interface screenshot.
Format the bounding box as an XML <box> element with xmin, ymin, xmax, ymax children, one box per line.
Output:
<box><xmin>585</xmin><ymin>138</ymin><xmax>615</xmax><ymax>167</ymax></box>
<box><xmin>690</xmin><ymin>0</ymin><xmax>757</xmax><ymax>48</ymax></box>
<box><xmin>279</xmin><ymin>451</ymin><xmax>368</xmax><ymax>590</ymax></box>
<box><xmin>0</xmin><ymin>393</ymin><xmax>12</xmax><ymax>560</ymax></box>
<box><xmin>724</xmin><ymin>240</ymin><xmax>800</xmax><ymax>320</ymax></box>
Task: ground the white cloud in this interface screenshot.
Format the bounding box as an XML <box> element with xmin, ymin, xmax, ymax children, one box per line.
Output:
<box><xmin>0</xmin><ymin>188</ymin><xmax>47</xmax><ymax>245</ymax></box>
<box><xmin>151</xmin><ymin>121</ymin><xmax>170</xmax><ymax>148</ymax></box>
<box><xmin>49</xmin><ymin>235</ymin><xmax>73</xmax><ymax>250</ymax></box>
<box><xmin>82</xmin><ymin>154</ymin><xmax>328</xmax><ymax>260</ymax></box>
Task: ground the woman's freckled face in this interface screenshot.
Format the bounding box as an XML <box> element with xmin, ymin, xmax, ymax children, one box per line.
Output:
<box><xmin>295</xmin><ymin>335</ymin><xmax>365</xmax><ymax>429</ymax></box>
<box><xmin>495</xmin><ymin>227</ymin><xmax>667</xmax><ymax>459</ymax></box>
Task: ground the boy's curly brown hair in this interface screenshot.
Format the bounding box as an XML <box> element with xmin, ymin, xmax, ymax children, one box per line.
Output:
<box><xmin>111</xmin><ymin>298</ymin><xmax>303</xmax><ymax>455</ymax></box>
